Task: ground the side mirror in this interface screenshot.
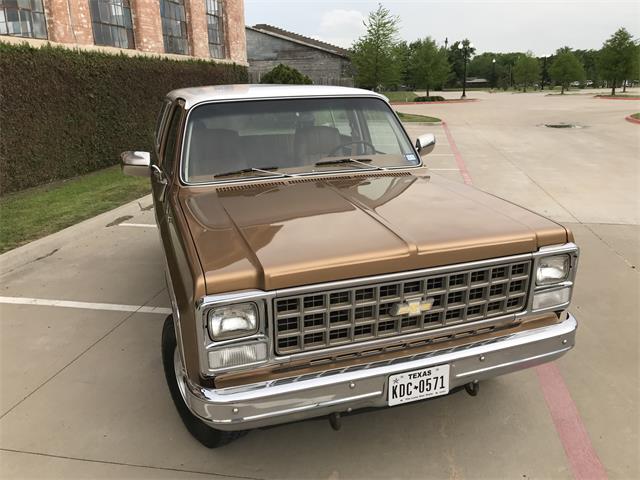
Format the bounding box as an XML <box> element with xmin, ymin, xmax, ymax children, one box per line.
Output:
<box><xmin>121</xmin><ymin>151</ymin><xmax>151</xmax><ymax>177</ymax></box>
<box><xmin>415</xmin><ymin>133</ymin><xmax>436</xmax><ymax>156</ymax></box>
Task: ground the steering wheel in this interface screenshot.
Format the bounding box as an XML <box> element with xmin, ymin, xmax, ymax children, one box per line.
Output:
<box><xmin>329</xmin><ymin>140</ymin><xmax>381</xmax><ymax>156</ymax></box>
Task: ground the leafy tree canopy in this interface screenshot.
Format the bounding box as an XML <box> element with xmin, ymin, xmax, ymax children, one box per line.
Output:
<box><xmin>599</xmin><ymin>27</ymin><xmax>638</xmax><ymax>94</ymax></box>
<box><xmin>408</xmin><ymin>37</ymin><xmax>450</xmax><ymax>96</ymax></box>
<box><xmin>260</xmin><ymin>64</ymin><xmax>312</xmax><ymax>84</ymax></box>
<box><xmin>351</xmin><ymin>4</ymin><xmax>401</xmax><ymax>90</ymax></box>
<box><xmin>549</xmin><ymin>48</ymin><xmax>585</xmax><ymax>93</ymax></box>
<box><xmin>574</xmin><ymin>49</ymin><xmax>602</xmax><ymax>86</ymax></box>
<box><xmin>513</xmin><ymin>52</ymin><xmax>540</xmax><ymax>91</ymax></box>
<box><xmin>447</xmin><ymin>39</ymin><xmax>476</xmax><ymax>86</ymax></box>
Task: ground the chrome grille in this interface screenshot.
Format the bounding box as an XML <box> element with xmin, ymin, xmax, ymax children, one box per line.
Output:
<box><xmin>273</xmin><ymin>260</ymin><xmax>531</xmax><ymax>355</ymax></box>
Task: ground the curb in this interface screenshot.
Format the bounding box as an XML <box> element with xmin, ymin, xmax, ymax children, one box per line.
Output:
<box><xmin>594</xmin><ymin>95</ymin><xmax>640</xmax><ymax>100</ymax></box>
<box><xmin>400</xmin><ymin>121</ymin><xmax>443</xmax><ymax>126</ymax></box>
<box><xmin>0</xmin><ymin>194</ymin><xmax>154</xmax><ymax>276</ymax></box>
<box><xmin>391</xmin><ymin>99</ymin><xmax>479</xmax><ymax>105</ymax></box>
<box><xmin>625</xmin><ymin>115</ymin><xmax>640</xmax><ymax>124</ymax></box>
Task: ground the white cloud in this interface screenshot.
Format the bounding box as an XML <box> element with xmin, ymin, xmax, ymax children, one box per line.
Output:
<box><xmin>315</xmin><ymin>9</ymin><xmax>366</xmax><ymax>48</ymax></box>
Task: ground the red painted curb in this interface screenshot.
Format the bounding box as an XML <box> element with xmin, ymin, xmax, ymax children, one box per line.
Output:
<box><xmin>536</xmin><ymin>364</ymin><xmax>608</xmax><ymax>480</ymax></box>
<box><xmin>594</xmin><ymin>95</ymin><xmax>640</xmax><ymax>100</ymax></box>
<box><xmin>391</xmin><ymin>99</ymin><xmax>479</xmax><ymax>105</ymax></box>
<box><xmin>624</xmin><ymin>115</ymin><xmax>640</xmax><ymax>124</ymax></box>
<box><xmin>441</xmin><ymin>121</ymin><xmax>472</xmax><ymax>185</ymax></box>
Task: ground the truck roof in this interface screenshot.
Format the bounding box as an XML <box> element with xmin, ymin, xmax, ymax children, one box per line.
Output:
<box><xmin>167</xmin><ymin>84</ymin><xmax>387</xmax><ymax>109</ymax></box>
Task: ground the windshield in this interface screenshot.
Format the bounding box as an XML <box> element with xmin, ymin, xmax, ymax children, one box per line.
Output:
<box><xmin>181</xmin><ymin>97</ymin><xmax>418</xmax><ymax>183</ymax></box>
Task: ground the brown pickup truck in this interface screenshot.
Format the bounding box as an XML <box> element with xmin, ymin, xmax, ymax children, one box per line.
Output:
<box><xmin>122</xmin><ymin>85</ymin><xmax>578</xmax><ymax>447</ymax></box>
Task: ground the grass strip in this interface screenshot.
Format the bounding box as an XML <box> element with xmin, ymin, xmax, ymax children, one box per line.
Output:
<box><xmin>0</xmin><ymin>166</ymin><xmax>150</xmax><ymax>253</ymax></box>
<box><xmin>396</xmin><ymin>111</ymin><xmax>441</xmax><ymax>123</ymax></box>
<box><xmin>383</xmin><ymin>91</ymin><xmax>418</xmax><ymax>102</ymax></box>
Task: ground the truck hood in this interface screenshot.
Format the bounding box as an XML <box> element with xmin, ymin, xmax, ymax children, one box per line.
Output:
<box><xmin>180</xmin><ymin>171</ymin><xmax>570</xmax><ymax>293</ymax></box>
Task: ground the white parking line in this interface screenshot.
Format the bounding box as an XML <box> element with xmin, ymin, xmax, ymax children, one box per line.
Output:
<box><xmin>119</xmin><ymin>223</ymin><xmax>158</xmax><ymax>228</ymax></box>
<box><xmin>0</xmin><ymin>296</ymin><xmax>171</xmax><ymax>315</ymax></box>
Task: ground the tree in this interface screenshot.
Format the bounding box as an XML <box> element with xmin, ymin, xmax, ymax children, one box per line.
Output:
<box><xmin>467</xmin><ymin>52</ymin><xmax>497</xmax><ymax>80</ymax></box>
<box><xmin>259</xmin><ymin>64</ymin><xmax>312</xmax><ymax>84</ymax></box>
<box><xmin>446</xmin><ymin>39</ymin><xmax>475</xmax><ymax>87</ymax></box>
<box><xmin>513</xmin><ymin>52</ymin><xmax>540</xmax><ymax>91</ymax></box>
<box><xmin>630</xmin><ymin>43</ymin><xmax>640</xmax><ymax>90</ymax></box>
<box><xmin>549</xmin><ymin>49</ymin><xmax>585</xmax><ymax>94</ymax></box>
<box><xmin>392</xmin><ymin>41</ymin><xmax>412</xmax><ymax>89</ymax></box>
<box><xmin>350</xmin><ymin>4</ymin><xmax>401</xmax><ymax>91</ymax></box>
<box><xmin>574</xmin><ymin>49</ymin><xmax>601</xmax><ymax>87</ymax></box>
<box><xmin>599</xmin><ymin>28</ymin><xmax>637</xmax><ymax>95</ymax></box>
<box><xmin>500</xmin><ymin>52</ymin><xmax>520</xmax><ymax>89</ymax></box>
<box><xmin>468</xmin><ymin>52</ymin><xmax>516</xmax><ymax>90</ymax></box>
<box><xmin>408</xmin><ymin>37</ymin><xmax>450</xmax><ymax>96</ymax></box>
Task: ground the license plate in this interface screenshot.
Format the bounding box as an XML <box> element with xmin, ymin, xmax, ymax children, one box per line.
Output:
<box><xmin>387</xmin><ymin>365</ymin><xmax>450</xmax><ymax>406</ymax></box>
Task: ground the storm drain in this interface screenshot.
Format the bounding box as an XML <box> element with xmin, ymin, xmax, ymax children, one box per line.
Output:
<box><xmin>541</xmin><ymin>123</ymin><xmax>584</xmax><ymax>129</ymax></box>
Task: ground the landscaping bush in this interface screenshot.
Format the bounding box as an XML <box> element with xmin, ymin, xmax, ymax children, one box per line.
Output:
<box><xmin>260</xmin><ymin>64</ymin><xmax>312</xmax><ymax>85</ymax></box>
<box><xmin>0</xmin><ymin>42</ymin><xmax>247</xmax><ymax>195</ymax></box>
<box><xmin>413</xmin><ymin>95</ymin><xmax>446</xmax><ymax>102</ymax></box>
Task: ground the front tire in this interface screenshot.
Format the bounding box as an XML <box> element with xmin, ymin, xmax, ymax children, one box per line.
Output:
<box><xmin>161</xmin><ymin>315</ymin><xmax>245</xmax><ymax>448</ymax></box>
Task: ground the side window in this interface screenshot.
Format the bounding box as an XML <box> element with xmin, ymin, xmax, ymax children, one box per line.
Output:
<box><xmin>155</xmin><ymin>100</ymin><xmax>171</xmax><ymax>151</ymax></box>
<box><xmin>162</xmin><ymin>106</ymin><xmax>183</xmax><ymax>176</ymax></box>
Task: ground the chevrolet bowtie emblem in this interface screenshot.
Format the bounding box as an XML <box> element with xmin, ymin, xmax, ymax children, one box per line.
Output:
<box><xmin>390</xmin><ymin>297</ymin><xmax>435</xmax><ymax>317</ymax></box>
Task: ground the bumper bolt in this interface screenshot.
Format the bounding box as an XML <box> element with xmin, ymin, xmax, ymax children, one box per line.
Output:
<box><xmin>232</xmin><ymin>407</ymin><xmax>239</xmax><ymax>414</ymax></box>
<box><xmin>349</xmin><ymin>382</ymin><xmax>356</xmax><ymax>389</ymax></box>
<box><xmin>562</xmin><ymin>339</ymin><xmax>568</xmax><ymax>345</ymax></box>
<box><xmin>479</xmin><ymin>356</ymin><xmax>486</xmax><ymax>362</ymax></box>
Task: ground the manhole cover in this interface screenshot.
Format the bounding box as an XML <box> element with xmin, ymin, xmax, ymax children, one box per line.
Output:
<box><xmin>542</xmin><ymin>123</ymin><xmax>584</xmax><ymax>129</ymax></box>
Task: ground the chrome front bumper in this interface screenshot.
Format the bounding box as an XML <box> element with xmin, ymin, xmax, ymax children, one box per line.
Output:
<box><xmin>181</xmin><ymin>314</ymin><xmax>577</xmax><ymax>431</ymax></box>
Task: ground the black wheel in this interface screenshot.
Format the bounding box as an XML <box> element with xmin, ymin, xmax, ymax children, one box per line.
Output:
<box><xmin>161</xmin><ymin>315</ymin><xmax>246</xmax><ymax>448</ymax></box>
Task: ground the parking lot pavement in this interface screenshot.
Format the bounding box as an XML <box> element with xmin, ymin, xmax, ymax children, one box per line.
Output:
<box><xmin>1</xmin><ymin>91</ymin><xmax>638</xmax><ymax>479</ymax></box>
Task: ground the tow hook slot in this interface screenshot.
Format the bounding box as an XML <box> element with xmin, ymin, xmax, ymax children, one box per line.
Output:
<box><xmin>465</xmin><ymin>381</ymin><xmax>480</xmax><ymax>397</ymax></box>
<box><xmin>328</xmin><ymin>412</ymin><xmax>342</xmax><ymax>431</ymax></box>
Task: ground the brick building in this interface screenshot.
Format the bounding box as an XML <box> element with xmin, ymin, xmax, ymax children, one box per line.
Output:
<box><xmin>0</xmin><ymin>0</ymin><xmax>247</xmax><ymax>64</ymax></box>
<box><xmin>246</xmin><ymin>24</ymin><xmax>353</xmax><ymax>86</ymax></box>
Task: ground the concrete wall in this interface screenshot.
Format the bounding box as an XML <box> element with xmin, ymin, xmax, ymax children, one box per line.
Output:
<box><xmin>246</xmin><ymin>28</ymin><xmax>352</xmax><ymax>85</ymax></box>
<box><xmin>1</xmin><ymin>0</ymin><xmax>247</xmax><ymax>64</ymax></box>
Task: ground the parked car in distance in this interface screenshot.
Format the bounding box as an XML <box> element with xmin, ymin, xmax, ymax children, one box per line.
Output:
<box><xmin>122</xmin><ymin>85</ymin><xmax>579</xmax><ymax>447</ymax></box>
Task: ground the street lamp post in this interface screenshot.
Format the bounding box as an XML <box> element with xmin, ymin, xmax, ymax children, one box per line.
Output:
<box><xmin>458</xmin><ymin>42</ymin><xmax>474</xmax><ymax>99</ymax></box>
<box><xmin>541</xmin><ymin>54</ymin><xmax>549</xmax><ymax>90</ymax></box>
<box><xmin>492</xmin><ymin>58</ymin><xmax>496</xmax><ymax>89</ymax></box>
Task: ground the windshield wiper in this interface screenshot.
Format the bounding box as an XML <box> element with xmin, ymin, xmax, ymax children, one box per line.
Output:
<box><xmin>314</xmin><ymin>158</ymin><xmax>386</xmax><ymax>171</ymax></box>
<box><xmin>214</xmin><ymin>166</ymin><xmax>293</xmax><ymax>179</ymax></box>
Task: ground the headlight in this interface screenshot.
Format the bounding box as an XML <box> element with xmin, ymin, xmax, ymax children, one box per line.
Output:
<box><xmin>536</xmin><ymin>255</ymin><xmax>570</xmax><ymax>285</ymax></box>
<box><xmin>532</xmin><ymin>287</ymin><xmax>571</xmax><ymax>310</ymax></box>
<box><xmin>207</xmin><ymin>303</ymin><xmax>258</xmax><ymax>341</ymax></box>
<box><xmin>208</xmin><ymin>341</ymin><xmax>267</xmax><ymax>369</ymax></box>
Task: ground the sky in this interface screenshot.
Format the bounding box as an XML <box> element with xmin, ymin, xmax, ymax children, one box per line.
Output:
<box><xmin>244</xmin><ymin>0</ymin><xmax>640</xmax><ymax>55</ymax></box>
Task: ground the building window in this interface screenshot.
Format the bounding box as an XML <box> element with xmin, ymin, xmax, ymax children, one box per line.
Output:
<box><xmin>205</xmin><ymin>0</ymin><xmax>225</xmax><ymax>58</ymax></box>
<box><xmin>0</xmin><ymin>0</ymin><xmax>47</xmax><ymax>39</ymax></box>
<box><xmin>160</xmin><ymin>0</ymin><xmax>188</xmax><ymax>55</ymax></box>
<box><xmin>89</xmin><ymin>0</ymin><xmax>134</xmax><ymax>49</ymax></box>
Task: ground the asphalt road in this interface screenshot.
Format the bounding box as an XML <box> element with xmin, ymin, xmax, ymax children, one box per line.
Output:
<box><xmin>0</xmin><ymin>89</ymin><xmax>638</xmax><ymax>479</ymax></box>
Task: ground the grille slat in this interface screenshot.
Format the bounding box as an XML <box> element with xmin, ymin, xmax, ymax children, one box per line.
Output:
<box><xmin>274</xmin><ymin>260</ymin><xmax>532</xmax><ymax>354</ymax></box>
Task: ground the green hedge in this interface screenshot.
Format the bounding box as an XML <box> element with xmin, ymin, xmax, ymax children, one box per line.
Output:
<box><xmin>0</xmin><ymin>42</ymin><xmax>247</xmax><ymax>194</ymax></box>
<box><xmin>413</xmin><ymin>96</ymin><xmax>446</xmax><ymax>102</ymax></box>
